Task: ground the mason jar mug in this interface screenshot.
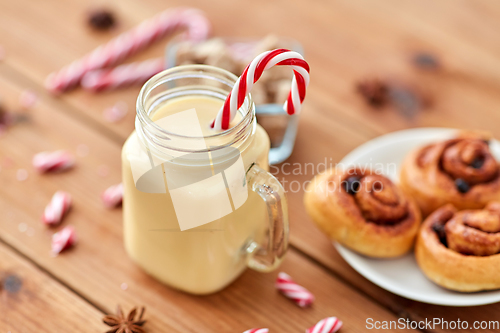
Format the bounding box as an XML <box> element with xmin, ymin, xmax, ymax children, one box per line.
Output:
<box><xmin>121</xmin><ymin>65</ymin><xmax>289</xmax><ymax>294</ymax></box>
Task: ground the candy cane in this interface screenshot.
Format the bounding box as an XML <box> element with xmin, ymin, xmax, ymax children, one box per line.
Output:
<box><xmin>102</xmin><ymin>183</ymin><xmax>124</xmax><ymax>208</ymax></box>
<box><xmin>43</xmin><ymin>191</ymin><xmax>72</xmax><ymax>226</ymax></box>
<box><xmin>276</xmin><ymin>272</ymin><xmax>315</xmax><ymax>307</ymax></box>
<box><xmin>82</xmin><ymin>58</ymin><xmax>164</xmax><ymax>92</ymax></box>
<box><xmin>211</xmin><ymin>48</ymin><xmax>309</xmax><ymax>130</ymax></box>
<box><xmin>52</xmin><ymin>226</ymin><xmax>77</xmax><ymax>255</ymax></box>
<box><xmin>243</xmin><ymin>329</ymin><xmax>268</xmax><ymax>333</ymax></box>
<box><xmin>306</xmin><ymin>317</ymin><xmax>343</xmax><ymax>333</ymax></box>
<box><xmin>33</xmin><ymin>150</ymin><xmax>75</xmax><ymax>173</ymax></box>
<box><xmin>45</xmin><ymin>7</ymin><xmax>210</xmax><ymax>93</ymax></box>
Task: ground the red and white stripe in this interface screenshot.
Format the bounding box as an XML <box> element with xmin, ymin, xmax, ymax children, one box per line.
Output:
<box><xmin>43</xmin><ymin>191</ymin><xmax>72</xmax><ymax>226</ymax></box>
<box><xmin>211</xmin><ymin>48</ymin><xmax>310</xmax><ymax>130</ymax></box>
<box><xmin>276</xmin><ymin>272</ymin><xmax>315</xmax><ymax>307</ymax></box>
<box><xmin>51</xmin><ymin>226</ymin><xmax>77</xmax><ymax>255</ymax></box>
<box><xmin>45</xmin><ymin>7</ymin><xmax>210</xmax><ymax>94</ymax></box>
<box><xmin>102</xmin><ymin>183</ymin><xmax>124</xmax><ymax>208</ymax></box>
<box><xmin>33</xmin><ymin>150</ymin><xmax>75</xmax><ymax>173</ymax></box>
<box><xmin>243</xmin><ymin>329</ymin><xmax>268</xmax><ymax>333</ymax></box>
<box><xmin>306</xmin><ymin>317</ymin><xmax>343</xmax><ymax>333</ymax></box>
<box><xmin>82</xmin><ymin>58</ymin><xmax>165</xmax><ymax>92</ymax></box>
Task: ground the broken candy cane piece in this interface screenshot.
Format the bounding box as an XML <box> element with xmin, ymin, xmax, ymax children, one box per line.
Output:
<box><xmin>306</xmin><ymin>317</ymin><xmax>343</xmax><ymax>333</ymax></box>
<box><xmin>43</xmin><ymin>191</ymin><xmax>72</xmax><ymax>226</ymax></box>
<box><xmin>51</xmin><ymin>226</ymin><xmax>77</xmax><ymax>255</ymax></box>
<box><xmin>276</xmin><ymin>272</ymin><xmax>315</xmax><ymax>307</ymax></box>
<box><xmin>102</xmin><ymin>183</ymin><xmax>123</xmax><ymax>208</ymax></box>
<box><xmin>33</xmin><ymin>150</ymin><xmax>75</xmax><ymax>173</ymax></box>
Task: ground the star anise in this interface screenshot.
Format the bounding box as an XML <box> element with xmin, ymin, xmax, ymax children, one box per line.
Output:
<box><xmin>88</xmin><ymin>9</ymin><xmax>116</xmax><ymax>30</ymax></box>
<box><xmin>356</xmin><ymin>78</ymin><xmax>388</xmax><ymax>107</ymax></box>
<box><xmin>103</xmin><ymin>305</ymin><xmax>146</xmax><ymax>333</ymax></box>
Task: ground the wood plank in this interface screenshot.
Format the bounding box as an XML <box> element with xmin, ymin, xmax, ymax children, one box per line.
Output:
<box><xmin>0</xmin><ymin>67</ymin><xmax>413</xmax><ymax>332</ymax></box>
<box><xmin>271</xmin><ymin>1</ymin><xmax>500</xmax><ymax>326</ymax></box>
<box><xmin>2</xmin><ymin>0</ymin><xmax>500</xmax><ymax>330</ymax></box>
<box><xmin>0</xmin><ymin>242</ymin><xmax>104</xmax><ymax>332</ymax></box>
<box><xmin>2</xmin><ymin>0</ymin><xmax>500</xmax><ymax>139</ymax></box>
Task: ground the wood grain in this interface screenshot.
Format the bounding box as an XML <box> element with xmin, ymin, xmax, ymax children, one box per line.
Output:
<box><xmin>0</xmin><ymin>70</ymin><xmax>414</xmax><ymax>333</ymax></box>
<box><xmin>2</xmin><ymin>0</ymin><xmax>500</xmax><ymax>138</ymax></box>
<box><xmin>1</xmin><ymin>0</ymin><xmax>500</xmax><ymax>331</ymax></box>
<box><xmin>0</xmin><ymin>243</ymin><xmax>104</xmax><ymax>332</ymax></box>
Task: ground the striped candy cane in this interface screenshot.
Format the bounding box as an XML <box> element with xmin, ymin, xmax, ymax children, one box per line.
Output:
<box><xmin>276</xmin><ymin>272</ymin><xmax>315</xmax><ymax>307</ymax></box>
<box><xmin>306</xmin><ymin>317</ymin><xmax>343</xmax><ymax>333</ymax></box>
<box><xmin>243</xmin><ymin>329</ymin><xmax>268</xmax><ymax>333</ymax></box>
<box><xmin>33</xmin><ymin>150</ymin><xmax>75</xmax><ymax>173</ymax></box>
<box><xmin>43</xmin><ymin>191</ymin><xmax>72</xmax><ymax>226</ymax></box>
<box><xmin>102</xmin><ymin>183</ymin><xmax>124</xmax><ymax>208</ymax></box>
<box><xmin>211</xmin><ymin>48</ymin><xmax>310</xmax><ymax>130</ymax></box>
<box><xmin>45</xmin><ymin>7</ymin><xmax>210</xmax><ymax>93</ymax></box>
<box><xmin>81</xmin><ymin>58</ymin><xmax>165</xmax><ymax>92</ymax></box>
<box><xmin>52</xmin><ymin>226</ymin><xmax>77</xmax><ymax>255</ymax></box>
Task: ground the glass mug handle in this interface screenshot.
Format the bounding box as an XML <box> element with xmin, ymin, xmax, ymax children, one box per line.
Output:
<box><xmin>244</xmin><ymin>164</ymin><xmax>289</xmax><ymax>272</ymax></box>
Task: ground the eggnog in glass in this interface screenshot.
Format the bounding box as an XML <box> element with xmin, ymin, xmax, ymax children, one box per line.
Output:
<box><xmin>122</xmin><ymin>65</ymin><xmax>289</xmax><ymax>294</ymax></box>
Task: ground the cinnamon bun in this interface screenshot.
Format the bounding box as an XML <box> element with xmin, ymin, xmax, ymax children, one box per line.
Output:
<box><xmin>416</xmin><ymin>202</ymin><xmax>500</xmax><ymax>292</ymax></box>
<box><xmin>400</xmin><ymin>133</ymin><xmax>500</xmax><ymax>217</ymax></box>
<box><xmin>304</xmin><ymin>168</ymin><xmax>421</xmax><ymax>258</ymax></box>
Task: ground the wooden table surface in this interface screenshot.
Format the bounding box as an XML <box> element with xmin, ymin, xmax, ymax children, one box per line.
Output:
<box><xmin>2</xmin><ymin>0</ymin><xmax>500</xmax><ymax>332</ymax></box>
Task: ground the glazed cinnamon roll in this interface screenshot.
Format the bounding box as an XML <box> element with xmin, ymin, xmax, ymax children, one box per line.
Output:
<box><xmin>416</xmin><ymin>202</ymin><xmax>500</xmax><ymax>291</ymax></box>
<box><xmin>304</xmin><ymin>168</ymin><xmax>421</xmax><ymax>258</ymax></box>
<box><xmin>400</xmin><ymin>133</ymin><xmax>500</xmax><ymax>217</ymax></box>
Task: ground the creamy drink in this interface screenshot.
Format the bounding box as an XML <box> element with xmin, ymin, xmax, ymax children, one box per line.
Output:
<box><xmin>122</xmin><ymin>65</ymin><xmax>289</xmax><ymax>294</ymax></box>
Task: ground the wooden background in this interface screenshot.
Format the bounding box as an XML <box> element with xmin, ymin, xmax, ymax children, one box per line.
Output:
<box><xmin>1</xmin><ymin>0</ymin><xmax>500</xmax><ymax>332</ymax></box>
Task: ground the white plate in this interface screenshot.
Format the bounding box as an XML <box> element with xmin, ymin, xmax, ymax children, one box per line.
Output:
<box><xmin>334</xmin><ymin>127</ymin><xmax>500</xmax><ymax>306</ymax></box>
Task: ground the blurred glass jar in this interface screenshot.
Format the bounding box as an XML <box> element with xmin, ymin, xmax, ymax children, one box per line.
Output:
<box><xmin>165</xmin><ymin>36</ymin><xmax>304</xmax><ymax>165</ymax></box>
